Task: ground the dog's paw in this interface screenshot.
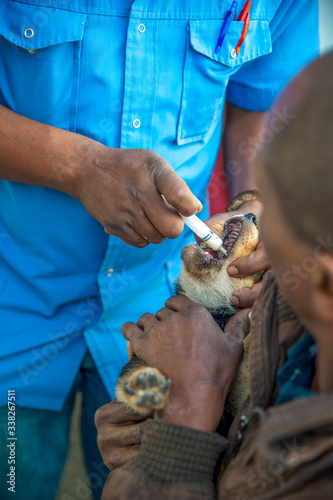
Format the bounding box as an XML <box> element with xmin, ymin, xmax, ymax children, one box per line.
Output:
<box><xmin>116</xmin><ymin>367</ymin><xmax>170</xmax><ymax>416</ymax></box>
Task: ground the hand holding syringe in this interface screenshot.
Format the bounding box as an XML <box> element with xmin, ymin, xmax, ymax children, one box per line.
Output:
<box><xmin>160</xmin><ymin>194</ymin><xmax>227</xmax><ymax>255</ymax></box>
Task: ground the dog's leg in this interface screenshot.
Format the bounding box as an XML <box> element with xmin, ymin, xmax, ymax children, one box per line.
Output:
<box><xmin>116</xmin><ymin>356</ymin><xmax>171</xmax><ymax>416</ymax></box>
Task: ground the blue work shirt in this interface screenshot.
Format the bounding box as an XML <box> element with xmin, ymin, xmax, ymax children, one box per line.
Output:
<box><xmin>0</xmin><ymin>0</ymin><xmax>319</xmax><ymax>410</ymax></box>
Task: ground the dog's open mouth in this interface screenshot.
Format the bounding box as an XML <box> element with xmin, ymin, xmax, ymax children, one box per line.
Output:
<box><xmin>200</xmin><ymin>219</ymin><xmax>243</xmax><ymax>261</ymax></box>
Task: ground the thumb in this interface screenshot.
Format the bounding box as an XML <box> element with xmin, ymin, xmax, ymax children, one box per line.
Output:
<box><xmin>228</xmin><ymin>242</ymin><xmax>269</xmax><ymax>278</ymax></box>
<box><xmin>224</xmin><ymin>308</ymin><xmax>251</xmax><ymax>342</ymax></box>
<box><xmin>153</xmin><ymin>162</ymin><xmax>202</xmax><ymax>217</ymax></box>
<box><xmin>193</xmin><ymin>211</ymin><xmax>244</xmax><ymax>245</ymax></box>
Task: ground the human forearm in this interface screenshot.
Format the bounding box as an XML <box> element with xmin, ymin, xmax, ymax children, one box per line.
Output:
<box><xmin>0</xmin><ymin>104</ymin><xmax>92</xmax><ymax>196</ymax></box>
<box><xmin>0</xmin><ymin>104</ymin><xmax>200</xmax><ymax>247</ymax></box>
<box><xmin>223</xmin><ymin>102</ymin><xmax>266</xmax><ymax>199</ymax></box>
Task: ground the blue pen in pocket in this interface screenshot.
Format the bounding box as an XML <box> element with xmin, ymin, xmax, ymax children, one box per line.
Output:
<box><xmin>215</xmin><ymin>1</ymin><xmax>238</xmax><ymax>54</ymax></box>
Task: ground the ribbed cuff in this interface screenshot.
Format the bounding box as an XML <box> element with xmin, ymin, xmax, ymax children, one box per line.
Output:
<box><xmin>126</xmin><ymin>420</ymin><xmax>227</xmax><ymax>484</ymax></box>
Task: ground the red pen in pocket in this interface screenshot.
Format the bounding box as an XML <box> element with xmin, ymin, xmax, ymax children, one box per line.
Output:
<box><xmin>235</xmin><ymin>1</ymin><xmax>251</xmax><ymax>55</ymax></box>
<box><xmin>238</xmin><ymin>0</ymin><xmax>251</xmax><ymax>21</ymax></box>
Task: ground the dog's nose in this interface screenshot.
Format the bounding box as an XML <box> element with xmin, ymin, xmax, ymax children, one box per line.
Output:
<box><xmin>244</xmin><ymin>213</ymin><xmax>258</xmax><ymax>227</ymax></box>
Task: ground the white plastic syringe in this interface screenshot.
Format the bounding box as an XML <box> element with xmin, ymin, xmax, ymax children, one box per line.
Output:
<box><xmin>181</xmin><ymin>214</ymin><xmax>227</xmax><ymax>256</ymax></box>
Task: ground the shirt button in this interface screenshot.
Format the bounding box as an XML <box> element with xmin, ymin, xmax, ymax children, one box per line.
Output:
<box><xmin>132</xmin><ymin>119</ymin><xmax>141</xmax><ymax>129</ymax></box>
<box><xmin>24</xmin><ymin>28</ymin><xmax>34</xmax><ymax>38</ymax></box>
<box><xmin>106</xmin><ymin>268</ymin><xmax>114</xmax><ymax>277</ymax></box>
<box><xmin>138</xmin><ymin>23</ymin><xmax>146</xmax><ymax>33</ymax></box>
<box><xmin>28</xmin><ymin>49</ymin><xmax>36</xmax><ymax>55</ymax></box>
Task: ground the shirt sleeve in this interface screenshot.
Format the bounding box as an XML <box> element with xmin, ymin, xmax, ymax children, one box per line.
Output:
<box><xmin>226</xmin><ymin>0</ymin><xmax>320</xmax><ymax>111</ymax></box>
<box><xmin>102</xmin><ymin>420</ymin><xmax>228</xmax><ymax>500</ymax></box>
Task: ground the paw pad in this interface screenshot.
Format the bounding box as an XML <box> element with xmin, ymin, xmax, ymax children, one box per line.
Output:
<box><xmin>118</xmin><ymin>367</ymin><xmax>170</xmax><ymax>416</ymax></box>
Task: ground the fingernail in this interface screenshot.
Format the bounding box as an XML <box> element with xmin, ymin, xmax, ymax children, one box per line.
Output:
<box><xmin>228</xmin><ymin>265</ymin><xmax>238</xmax><ymax>275</ymax></box>
<box><xmin>230</xmin><ymin>295</ymin><xmax>239</xmax><ymax>306</ymax></box>
<box><xmin>196</xmin><ymin>199</ymin><xmax>203</xmax><ymax>212</ymax></box>
<box><xmin>248</xmin><ymin>311</ymin><xmax>252</xmax><ymax>321</ymax></box>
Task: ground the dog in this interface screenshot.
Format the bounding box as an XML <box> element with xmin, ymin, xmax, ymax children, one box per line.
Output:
<box><xmin>116</xmin><ymin>213</ymin><xmax>261</xmax><ymax>417</ymax></box>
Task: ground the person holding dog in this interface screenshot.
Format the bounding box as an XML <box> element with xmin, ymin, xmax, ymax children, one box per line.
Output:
<box><xmin>96</xmin><ymin>52</ymin><xmax>333</xmax><ymax>499</ymax></box>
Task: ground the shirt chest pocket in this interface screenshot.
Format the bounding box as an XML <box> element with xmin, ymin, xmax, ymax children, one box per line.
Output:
<box><xmin>177</xmin><ymin>19</ymin><xmax>272</xmax><ymax>146</ymax></box>
<box><xmin>0</xmin><ymin>1</ymin><xmax>86</xmax><ymax>131</ymax></box>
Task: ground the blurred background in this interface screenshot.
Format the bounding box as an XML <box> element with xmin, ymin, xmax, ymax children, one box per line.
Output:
<box><xmin>319</xmin><ymin>0</ymin><xmax>333</xmax><ymax>54</ymax></box>
<box><xmin>56</xmin><ymin>2</ymin><xmax>333</xmax><ymax>499</ymax></box>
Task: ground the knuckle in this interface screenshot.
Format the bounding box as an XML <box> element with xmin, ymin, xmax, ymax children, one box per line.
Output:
<box><xmin>121</xmin><ymin>223</ymin><xmax>134</xmax><ymax>236</ymax></box>
<box><xmin>128</xmin><ymin>185</ymin><xmax>144</xmax><ymax>200</ymax></box>
<box><xmin>104</xmin><ymin>450</ymin><xmax>121</xmax><ymax>471</ymax></box>
<box><xmin>188</xmin><ymin>302</ymin><xmax>206</xmax><ymax>314</ymax></box>
<box><xmin>166</xmin><ymin>228</ymin><xmax>182</xmax><ymax>239</ymax></box>
<box><xmin>156</xmin><ymin>307</ymin><xmax>166</xmax><ymax>318</ymax></box>
<box><xmin>162</xmin><ymin>220</ymin><xmax>183</xmax><ymax>239</ymax></box>
<box><xmin>146</xmin><ymin>152</ymin><xmax>165</xmax><ymax>174</ymax></box>
<box><xmin>171</xmin><ymin>183</ymin><xmax>188</xmax><ymax>200</ymax></box>
<box><xmin>150</xmin><ymin>234</ymin><xmax>166</xmax><ymax>244</ymax></box>
<box><xmin>96</xmin><ymin>431</ymin><xmax>106</xmax><ymax>449</ymax></box>
<box><xmin>139</xmin><ymin>312</ymin><xmax>152</xmax><ymax>322</ymax></box>
<box><xmin>136</xmin><ymin>240</ymin><xmax>150</xmax><ymax>248</ymax></box>
<box><xmin>94</xmin><ymin>406</ymin><xmax>107</xmax><ymax>427</ymax></box>
<box><xmin>104</xmin><ymin>224</ymin><xmax>115</xmax><ymax>236</ymax></box>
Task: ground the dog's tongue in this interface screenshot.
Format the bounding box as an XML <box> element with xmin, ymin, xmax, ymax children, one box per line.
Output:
<box><xmin>204</xmin><ymin>249</ymin><xmax>225</xmax><ymax>260</ymax></box>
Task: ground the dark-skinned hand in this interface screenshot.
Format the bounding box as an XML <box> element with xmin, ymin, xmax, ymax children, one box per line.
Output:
<box><xmin>75</xmin><ymin>145</ymin><xmax>201</xmax><ymax>247</ymax></box>
<box><xmin>121</xmin><ymin>296</ymin><xmax>250</xmax><ymax>433</ymax></box>
<box><xmin>95</xmin><ymin>399</ymin><xmax>151</xmax><ymax>471</ymax></box>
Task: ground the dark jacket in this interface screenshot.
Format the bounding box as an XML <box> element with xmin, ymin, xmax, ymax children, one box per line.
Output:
<box><xmin>102</xmin><ymin>272</ymin><xmax>333</xmax><ymax>499</ymax></box>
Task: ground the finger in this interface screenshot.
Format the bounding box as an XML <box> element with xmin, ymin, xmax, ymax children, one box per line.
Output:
<box><xmin>224</xmin><ymin>308</ymin><xmax>251</xmax><ymax>341</ymax></box>
<box><xmin>164</xmin><ymin>295</ymin><xmax>197</xmax><ymax>312</ymax></box>
<box><xmin>131</xmin><ymin>210</ymin><xmax>166</xmax><ymax>244</ymax></box>
<box><xmin>228</xmin><ymin>243</ymin><xmax>269</xmax><ymax>278</ymax></box>
<box><xmin>98</xmin><ymin>421</ymin><xmax>145</xmax><ymax>447</ymax></box>
<box><xmin>153</xmin><ymin>161</ymin><xmax>202</xmax><ymax>217</ymax></box>
<box><xmin>121</xmin><ymin>322</ymin><xmax>144</xmax><ymax>341</ymax></box>
<box><xmin>193</xmin><ymin>211</ymin><xmax>246</xmax><ymax>245</ymax></box>
<box><xmin>95</xmin><ymin>400</ymin><xmax>145</xmax><ymax>427</ymax></box>
<box><xmin>127</xmin><ymin>341</ymin><xmax>134</xmax><ymax>361</ymax></box>
<box><xmin>144</xmin><ymin>192</ymin><xmax>185</xmax><ymax>240</ymax></box>
<box><xmin>155</xmin><ymin>307</ymin><xmax>173</xmax><ymax>321</ymax></box>
<box><xmin>230</xmin><ymin>282</ymin><xmax>263</xmax><ymax>308</ymax></box>
<box><xmin>106</xmin><ymin>224</ymin><xmax>149</xmax><ymax>248</ymax></box>
<box><xmin>137</xmin><ymin>312</ymin><xmax>158</xmax><ymax>330</ymax></box>
<box><xmin>105</xmin><ymin>445</ymin><xmax>140</xmax><ymax>471</ymax></box>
